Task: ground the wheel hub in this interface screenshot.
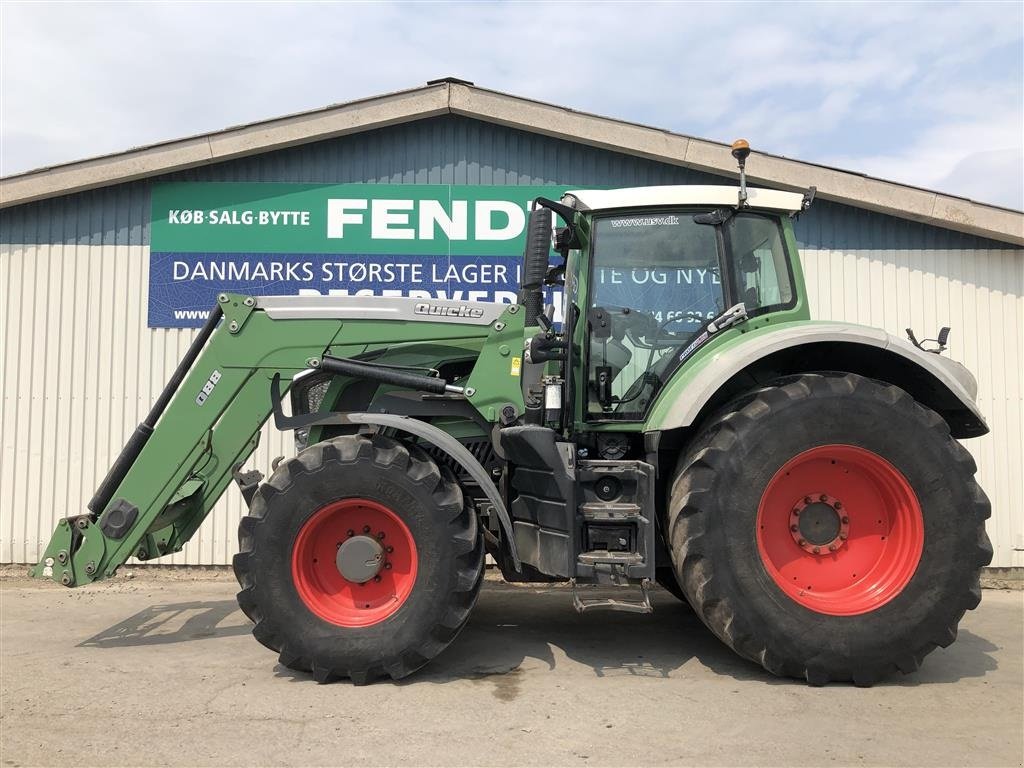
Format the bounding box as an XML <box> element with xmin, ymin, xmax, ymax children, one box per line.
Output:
<box><xmin>291</xmin><ymin>498</ymin><xmax>418</xmax><ymax>627</ymax></box>
<box><xmin>758</xmin><ymin>445</ymin><xmax>924</xmax><ymax>616</ymax></box>
<box><xmin>790</xmin><ymin>493</ymin><xmax>849</xmax><ymax>554</ymax></box>
<box><xmin>336</xmin><ymin>535</ymin><xmax>384</xmax><ymax>583</ymax></box>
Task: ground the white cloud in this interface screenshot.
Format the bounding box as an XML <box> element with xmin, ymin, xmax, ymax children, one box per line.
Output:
<box><xmin>1</xmin><ymin>1</ymin><xmax>1021</xmax><ymax>208</ymax></box>
<box><xmin>937</xmin><ymin>148</ymin><xmax>1024</xmax><ymax>210</ymax></box>
<box><xmin>827</xmin><ymin>111</ymin><xmax>1024</xmax><ymax>208</ymax></box>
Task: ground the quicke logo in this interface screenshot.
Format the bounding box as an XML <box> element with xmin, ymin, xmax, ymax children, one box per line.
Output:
<box><xmin>413</xmin><ymin>302</ymin><xmax>485</xmax><ymax>319</ymax></box>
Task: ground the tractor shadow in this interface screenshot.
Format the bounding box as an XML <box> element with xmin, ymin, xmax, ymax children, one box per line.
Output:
<box><xmin>78</xmin><ymin>600</ymin><xmax>251</xmax><ymax>647</ymax></box>
<box><xmin>403</xmin><ymin>585</ymin><xmax>716</xmax><ymax>686</ymax></box>
<box><xmin>275</xmin><ymin>582</ymin><xmax>999</xmax><ymax>688</ymax></box>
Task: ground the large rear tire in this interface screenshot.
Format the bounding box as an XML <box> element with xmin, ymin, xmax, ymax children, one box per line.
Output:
<box><xmin>233</xmin><ymin>434</ymin><xmax>484</xmax><ymax>684</ymax></box>
<box><xmin>667</xmin><ymin>373</ymin><xmax>991</xmax><ymax>685</ymax></box>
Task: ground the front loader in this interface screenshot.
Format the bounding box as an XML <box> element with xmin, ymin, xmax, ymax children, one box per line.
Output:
<box><xmin>32</xmin><ymin>142</ymin><xmax>992</xmax><ymax>685</ymax></box>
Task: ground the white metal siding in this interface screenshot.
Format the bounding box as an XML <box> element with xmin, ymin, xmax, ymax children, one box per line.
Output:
<box><xmin>2</xmin><ymin>238</ymin><xmax>1021</xmax><ymax>566</ymax></box>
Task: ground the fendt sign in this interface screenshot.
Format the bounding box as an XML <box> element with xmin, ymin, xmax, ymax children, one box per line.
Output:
<box><xmin>148</xmin><ymin>183</ymin><xmax>562</xmax><ymax>327</ymax></box>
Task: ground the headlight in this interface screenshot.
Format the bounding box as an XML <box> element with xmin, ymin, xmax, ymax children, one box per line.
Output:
<box><xmin>290</xmin><ymin>374</ymin><xmax>333</xmax><ymax>451</ymax></box>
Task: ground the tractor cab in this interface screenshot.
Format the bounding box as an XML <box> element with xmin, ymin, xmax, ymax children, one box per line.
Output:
<box><xmin>564</xmin><ymin>185</ymin><xmax>807</xmax><ymax>423</ymax></box>
<box><xmin>516</xmin><ymin>178</ymin><xmax>812</xmax><ymax>436</ymax></box>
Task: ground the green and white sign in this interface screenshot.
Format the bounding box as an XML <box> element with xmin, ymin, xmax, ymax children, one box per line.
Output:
<box><xmin>149</xmin><ymin>183</ymin><xmax>563</xmax><ymax>327</ymax></box>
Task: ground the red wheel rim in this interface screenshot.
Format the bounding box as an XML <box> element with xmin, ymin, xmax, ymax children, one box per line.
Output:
<box><xmin>291</xmin><ymin>499</ymin><xmax>418</xmax><ymax>627</ymax></box>
<box><xmin>756</xmin><ymin>445</ymin><xmax>924</xmax><ymax>616</ymax></box>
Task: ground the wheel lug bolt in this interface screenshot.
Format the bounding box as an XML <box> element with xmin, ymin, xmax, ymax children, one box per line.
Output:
<box><xmin>819</xmin><ymin>494</ymin><xmax>827</xmax><ymax>502</ymax></box>
<box><xmin>797</xmin><ymin>539</ymin><xmax>806</xmax><ymax>546</ymax></box>
<box><xmin>790</xmin><ymin>525</ymin><xmax>798</xmax><ymax>532</ymax></box>
<box><xmin>363</xmin><ymin>525</ymin><xmax>371</xmax><ymax>533</ymax></box>
<box><xmin>793</xmin><ymin>510</ymin><xmax>800</xmax><ymax>517</ymax></box>
<box><xmin>841</xmin><ymin>516</ymin><xmax>849</xmax><ymax>524</ymax></box>
<box><xmin>828</xmin><ymin>544</ymin><xmax>837</xmax><ymax>552</ymax></box>
<box><xmin>385</xmin><ymin>546</ymin><xmax>393</xmax><ymax>553</ymax></box>
<box><xmin>813</xmin><ymin>546</ymin><xmax>820</xmax><ymax>554</ymax></box>
<box><xmin>377</xmin><ymin>531</ymin><xmax>385</xmax><ymax>540</ymax></box>
<box><xmin>804</xmin><ymin>496</ymin><xmax>812</xmax><ymax>504</ymax></box>
<box><xmin>384</xmin><ymin>562</ymin><xmax>392</xmax><ymax>570</ymax></box>
<box><xmin>374</xmin><ymin>575</ymin><xmax>381</xmax><ymax>583</ymax></box>
<box><xmin>839</xmin><ymin>533</ymin><xmax>848</xmax><ymax>540</ymax></box>
<box><xmin>347</xmin><ymin>529</ymin><xmax>355</xmax><ymax>537</ymax></box>
<box><xmin>834</xmin><ymin>501</ymin><xmax>842</xmax><ymax>510</ymax></box>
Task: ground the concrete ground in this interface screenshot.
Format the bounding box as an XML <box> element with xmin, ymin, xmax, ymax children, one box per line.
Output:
<box><xmin>1</xmin><ymin>572</ymin><xmax>1021</xmax><ymax>767</ymax></box>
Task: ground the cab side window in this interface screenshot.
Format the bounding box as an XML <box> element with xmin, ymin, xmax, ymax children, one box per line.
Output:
<box><xmin>728</xmin><ymin>215</ymin><xmax>793</xmax><ymax>313</ymax></box>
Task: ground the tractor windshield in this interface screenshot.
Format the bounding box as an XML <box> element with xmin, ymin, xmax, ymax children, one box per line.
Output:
<box><xmin>586</xmin><ymin>209</ymin><xmax>793</xmax><ymax>420</ymax></box>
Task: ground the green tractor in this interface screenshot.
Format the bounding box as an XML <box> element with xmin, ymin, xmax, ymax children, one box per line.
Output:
<box><xmin>32</xmin><ymin>142</ymin><xmax>991</xmax><ymax>686</ymax></box>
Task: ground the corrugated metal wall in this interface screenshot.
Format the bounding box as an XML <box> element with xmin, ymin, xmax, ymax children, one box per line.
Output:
<box><xmin>2</xmin><ymin>115</ymin><xmax>1022</xmax><ymax>567</ymax></box>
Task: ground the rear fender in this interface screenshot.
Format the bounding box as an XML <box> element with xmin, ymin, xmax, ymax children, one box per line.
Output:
<box><xmin>647</xmin><ymin>322</ymin><xmax>987</xmax><ymax>439</ymax></box>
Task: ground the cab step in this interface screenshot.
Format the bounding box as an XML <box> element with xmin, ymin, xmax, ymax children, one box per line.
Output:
<box><xmin>570</xmin><ymin>577</ymin><xmax>653</xmax><ymax>614</ymax></box>
<box><xmin>577</xmin><ymin>551</ymin><xmax>643</xmax><ymax>566</ymax></box>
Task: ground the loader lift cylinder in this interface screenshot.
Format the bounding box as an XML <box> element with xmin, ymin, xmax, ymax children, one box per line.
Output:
<box><xmin>317</xmin><ymin>354</ymin><xmax>459</xmax><ymax>395</ymax></box>
<box><xmin>87</xmin><ymin>302</ymin><xmax>224</xmax><ymax>516</ymax></box>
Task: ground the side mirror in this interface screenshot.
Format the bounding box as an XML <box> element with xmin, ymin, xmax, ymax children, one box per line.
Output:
<box><xmin>906</xmin><ymin>326</ymin><xmax>951</xmax><ymax>354</ymax></box>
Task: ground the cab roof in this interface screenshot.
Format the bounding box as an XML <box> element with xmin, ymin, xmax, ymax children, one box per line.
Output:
<box><xmin>563</xmin><ymin>185</ymin><xmax>806</xmax><ymax>213</ymax></box>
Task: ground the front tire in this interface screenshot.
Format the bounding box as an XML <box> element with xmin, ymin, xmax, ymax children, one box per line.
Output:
<box><xmin>233</xmin><ymin>434</ymin><xmax>484</xmax><ymax>684</ymax></box>
<box><xmin>667</xmin><ymin>373</ymin><xmax>991</xmax><ymax>685</ymax></box>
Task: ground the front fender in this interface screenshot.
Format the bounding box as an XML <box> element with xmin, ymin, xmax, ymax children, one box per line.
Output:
<box><xmin>646</xmin><ymin>321</ymin><xmax>987</xmax><ymax>437</ymax></box>
<box><xmin>270</xmin><ymin>374</ymin><xmax>519</xmax><ymax>569</ymax></box>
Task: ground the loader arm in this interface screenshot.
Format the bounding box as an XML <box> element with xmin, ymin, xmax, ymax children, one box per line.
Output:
<box><xmin>31</xmin><ymin>293</ymin><xmax>508</xmax><ymax>587</ymax></box>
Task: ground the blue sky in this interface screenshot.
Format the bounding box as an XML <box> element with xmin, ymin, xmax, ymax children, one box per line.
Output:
<box><xmin>2</xmin><ymin>1</ymin><xmax>1022</xmax><ymax>209</ymax></box>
